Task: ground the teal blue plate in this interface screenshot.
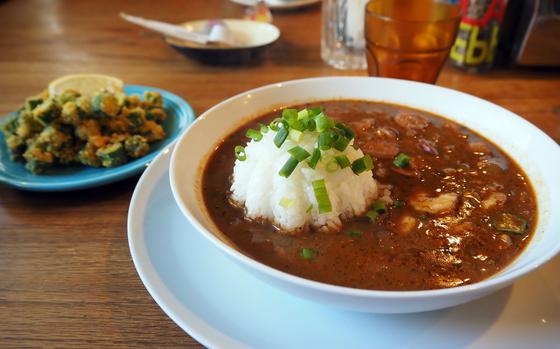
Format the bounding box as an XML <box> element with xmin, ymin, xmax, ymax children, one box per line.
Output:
<box><xmin>0</xmin><ymin>85</ymin><xmax>195</xmax><ymax>191</ymax></box>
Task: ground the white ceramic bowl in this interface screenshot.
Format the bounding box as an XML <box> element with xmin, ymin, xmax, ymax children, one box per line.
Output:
<box><xmin>166</xmin><ymin>19</ymin><xmax>280</xmax><ymax>65</ymax></box>
<box><xmin>169</xmin><ymin>77</ymin><xmax>560</xmax><ymax>313</ymax></box>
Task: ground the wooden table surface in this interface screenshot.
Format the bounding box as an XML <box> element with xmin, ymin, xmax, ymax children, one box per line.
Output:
<box><xmin>1</xmin><ymin>0</ymin><xmax>559</xmax><ymax>347</ymax></box>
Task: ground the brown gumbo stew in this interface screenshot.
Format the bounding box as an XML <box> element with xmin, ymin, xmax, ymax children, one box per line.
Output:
<box><xmin>202</xmin><ymin>100</ymin><xmax>536</xmax><ymax>291</ymax></box>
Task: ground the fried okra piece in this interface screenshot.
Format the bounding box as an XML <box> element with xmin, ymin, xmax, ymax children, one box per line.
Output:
<box><xmin>146</xmin><ymin>107</ymin><xmax>167</xmax><ymax>122</ymax></box>
<box><xmin>75</xmin><ymin>119</ymin><xmax>101</xmax><ymax>140</ymax></box>
<box><xmin>89</xmin><ymin>135</ymin><xmax>110</xmax><ymax>148</ymax></box>
<box><xmin>59</xmin><ymin>89</ymin><xmax>81</xmax><ymax>104</ymax></box>
<box><xmin>5</xmin><ymin>134</ymin><xmax>26</xmax><ymax>160</ymax></box>
<box><xmin>35</xmin><ymin>126</ymin><xmax>71</xmax><ymax>153</ymax></box>
<box><xmin>96</xmin><ymin>142</ymin><xmax>127</xmax><ymax>168</ymax></box>
<box><xmin>141</xmin><ymin>120</ymin><xmax>165</xmax><ymax>142</ymax></box>
<box><xmin>61</xmin><ymin>102</ymin><xmax>83</xmax><ymax>125</ymax></box>
<box><xmin>124</xmin><ymin>107</ymin><xmax>146</xmax><ymax>132</ymax></box>
<box><xmin>16</xmin><ymin>110</ymin><xmax>44</xmax><ymax>138</ymax></box>
<box><xmin>109</xmin><ymin>133</ymin><xmax>128</xmax><ymax>144</ymax></box>
<box><xmin>126</xmin><ymin>94</ymin><xmax>142</xmax><ymax>108</ymax></box>
<box><xmin>78</xmin><ymin>142</ymin><xmax>101</xmax><ymax>167</ymax></box>
<box><xmin>25</xmin><ymin>96</ymin><xmax>44</xmax><ymax>112</ymax></box>
<box><xmin>76</xmin><ymin>95</ymin><xmax>91</xmax><ymax>115</ymax></box>
<box><xmin>102</xmin><ymin>117</ymin><xmax>128</xmax><ymax>133</ymax></box>
<box><xmin>1</xmin><ymin>113</ymin><xmax>19</xmax><ymax>136</ymax></box>
<box><xmin>33</xmin><ymin>98</ymin><xmax>61</xmax><ymax>125</ymax></box>
<box><xmin>114</xmin><ymin>91</ymin><xmax>128</xmax><ymax>108</ymax></box>
<box><xmin>0</xmin><ymin>120</ymin><xmax>23</xmax><ymax>162</ymax></box>
<box><xmin>92</xmin><ymin>92</ymin><xmax>119</xmax><ymax>118</ymax></box>
<box><xmin>124</xmin><ymin>135</ymin><xmax>149</xmax><ymax>158</ymax></box>
<box><xmin>23</xmin><ymin>143</ymin><xmax>54</xmax><ymax>174</ymax></box>
<box><xmin>52</xmin><ymin>133</ymin><xmax>78</xmax><ymax>165</ymax></box>
<box><xmin>143</xmin><ymin>91</ymin><xmax>163</xmax><ymax>108</ymax></box>
<box><xmin>56</xmin><ymin>146</ymin><xmax>77</xmax><ymax>165</ymax></box>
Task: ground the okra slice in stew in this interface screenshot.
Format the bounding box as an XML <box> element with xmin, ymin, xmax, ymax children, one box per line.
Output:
<box><xmin>492</xmin><ymin>213</ymin><xmax>528</xmax><ymax>235</ymax></box>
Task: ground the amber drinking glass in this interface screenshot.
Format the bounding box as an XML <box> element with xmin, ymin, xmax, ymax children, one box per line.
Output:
<box><xmin>365</xmin><ymin>0</ymin><xmax>461</xmax><ymax>84</ymax></box>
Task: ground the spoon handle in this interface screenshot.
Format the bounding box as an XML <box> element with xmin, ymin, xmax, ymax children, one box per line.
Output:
<box><xmin>120</xmin><ymin>12</ymin><xmax>208</xmax><ymax>44</ymax></box>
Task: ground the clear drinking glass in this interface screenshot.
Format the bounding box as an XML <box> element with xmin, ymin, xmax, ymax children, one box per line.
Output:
<box><xmin>321</xmin><ymin>0</ymin><xmax>370</xmax><ymax>70</ymax></box>
<box><xmin>365</xmin><ymin>0</ymin><xmax>461</xmax><ymax>83</ymax></box>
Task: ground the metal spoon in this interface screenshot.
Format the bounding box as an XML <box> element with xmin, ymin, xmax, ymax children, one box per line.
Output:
<box><xmin>119</xmin><ymin>13</ymin><xmax>234</xmax><ymax>46</ymax></box>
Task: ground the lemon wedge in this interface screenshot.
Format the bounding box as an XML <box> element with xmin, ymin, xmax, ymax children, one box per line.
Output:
<box><xmin>48</xmin><ymin>74</ymin><xmax>124</xmax><ymax>97</ymax></box>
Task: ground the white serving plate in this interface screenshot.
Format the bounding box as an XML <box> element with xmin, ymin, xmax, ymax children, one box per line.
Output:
<box><xmin>169</xmin><ymin>77</ymin><xmax>560</xmax><ymax>313</ymax></box>
<box><xmin>128</xmin><ymin>145</ymin><xmax>560</xmax><ymax>348</ymax></box>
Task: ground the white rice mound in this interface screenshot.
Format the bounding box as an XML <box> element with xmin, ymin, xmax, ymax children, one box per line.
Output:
<box><xmin>230</xmin><ymin>129</ymin><xmax>378</xmax><ymax>233</ymax></box>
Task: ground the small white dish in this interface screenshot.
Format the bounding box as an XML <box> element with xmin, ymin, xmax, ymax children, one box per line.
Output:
<box><xmin>128</xmin><ymin>146</ymin><xmax>560</xmax><ymax>348</ymax></box>
<box><xmin>165</xmin><ymin>19</ymin><xmax>280</xmax><ymax>65</ymax></box>
<box><xmin>230</xmin><ymin>0</ymin><xmax>321</xmax><ymax>10</ymax></box>
<box><xmin>169</xmin><ymin>77</ymin><xmax>560</xmax><ymax>313</ymax></box>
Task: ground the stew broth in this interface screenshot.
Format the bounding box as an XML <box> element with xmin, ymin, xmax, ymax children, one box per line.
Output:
<box><xmin>202</xmin><ymin>101</ymin><xmax>536</xmax><ymax>291</ymax></box>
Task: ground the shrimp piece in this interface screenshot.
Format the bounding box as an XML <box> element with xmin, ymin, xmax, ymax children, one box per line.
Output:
<box><xmin>496</xmin><ymin>233</ymin><xmax>513</xmax><ymax>249</ymax></box>
<box><xmin>361</xmin><ymin>138</ymin><xmax>400</xmax><ymax>158</ymax></box>
<box><xmin>468</xmin><ymin>142</ymin><xmax>491</xmax><ymax>154</ymax></box>
<box><xmin>349</xmin><ymin>118</ymin><xmax>376</xmax><ymax>132</ymax></box>
<box><xmin>409</xmin><ymin>192</ymin><xmax>458</xmax><ymax>215</ymax></box>
<box><xmin>394</xmin><ymin>112</ymin><xmax>429</xmax><ymax>130</ymax></box>
<box><xmin>397</xmin><ymin>215</ymin><xmax>417</xmax><ymax>234</ymax></box>
<box><xmin>481</xmin><ymin>192</ymin><xmax>507</xmax><ymax>210</ymax></box>
<box><xmin>374</xmin><ymin>126</ymin><xmax>399</xmax><ymax>140</ymax></box>
<box><xmin>374</xmin><ymin>163</ymin><xmax>388</xmax><ymax>178</ymax></box>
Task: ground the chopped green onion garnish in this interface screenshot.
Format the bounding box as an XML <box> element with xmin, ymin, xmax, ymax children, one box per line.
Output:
<box><xmin>351</xmin><ymin>154</ymin><xmax>373</xmax><ymax>174</ymax></box>
<box><xmin>318</xmin><ymin>131</ymin><xmax>333</xmax><ymax>150</ymax></box>
<box><xmin>291</xmin><ymin>119</ymin><xmax>306</xmax><ymax>131</ymax></box>
<box><xmin>304</xmin><ymin>118</ymin><xmax>316</xmax><ymax>131</ymax></box>
<box><xmin>301</xmin><ymin>248</ymin><xmax>316</xmax><ymax>260</ymax></box>
<box><xmin>394</xmin><ymin>200</ymin><xmax>405</xmax><ymax>208</ymax></box>
<box><xmin>269</xmin><ymin>118</ymin><xmax>283</xmax><ymax>131</ymax></box>
<box><xmin>316</xmin><ymin>112</ymin><xmax>334</xmax><ymax>132</ymax></box>
<box><xmin>307</xmin><ymin>148</ymin><xmax>321</xmax><ymax>169</ymax></box>
<box><xmin>274</xmin><ymin>127</ymin><xmax>289</xmax><ymax>148</ymax></box>
<box><xmin>312</xmin><ymin>179</ymin><xmax>332</xmax><ymax>214</ymax></box>
<box><xmin>246</xmin><ymin>128</ymin><xmax>263</xmax><ymax>141</ymax></box>
<box><xmin>288</xmin><ymin>146</ymin><xmax>311</xmax><ymax>162</ymax></box>
<box><xmin>335</xmin><ymin>155</ymin><xmax>351</xmax><ymax>168</ymax></box>
<box><xmin>308</xmin><ymin>107</ymin><xmax>323</xmax><ymax>117</ymax></box>
<box><xmin>282</xmin><ymin>108</ymin><xmax>298</xmax><ymax>123</ymax></box>
<box><xmin>347</xmin><ymin>230</ymin><xmax>363</xmax><ymax>238</ymax></box>
<box><xmin>371</xmin><ymin>200</ymin><xmax>387</xmax><ymax>214</ymax></box>
<box><xmin>279</xmin><ymin>156</ymin><xmax>299</xmax><ymax>178</ymax></box>
<box><xmin>365</xmin><ymin>210</ymin><xmax>378</xmax><ymax>222</ymax></box>
<box><xmin>326</xmin><ymin>158</ymin><xmax>339</xmax><ymax>172</ymax></box>
<box><xmin>393</xmin><ymin>153</ymin><xmax>411</xmax><ymax>168</ymax></box>
<box><xmin>335</xmin><ymin>122</ymin><xmax>355</xmax><ymax>140</ymax></box>
<box><xmin>297</xmin><ymin>109</ymin><xmax>309</xmax><ymax>119</ymax></box>
<box><xmin>259</xmin><ymin>123</ymin><xmax>269</xmax><ymax>134</ymax></box>
<box><xmin>289</xmin><ymin>129</ymin><xmax>304</xmax><ymax>142</ymax></box>
<box><xmin>234</xmin><ymin>145</ymin><xmax>246</xmax><ymax>161</ymax></box>
<box><xmin>282</xmin><ymin>108</ymin><xmax>306</xmax><ymax>130</ymax></box>
<box><xmin>306</xmin><ymin>204</ymin><xmax>313</xmax><ymax>213</ymax></box>
<box><xmin>332</xmin><ymin>135</ymin><xmax>350</xmax><ymax>152</ymax></box>
<box><xmin>492</xmin><ymin>213</ymin><xmax>528</xmax><ymax>235</ymax></box>
<box><xmin>279</xmin><ymin>197</ymin><xmax>294</xmax><ymax>208</ymax></box>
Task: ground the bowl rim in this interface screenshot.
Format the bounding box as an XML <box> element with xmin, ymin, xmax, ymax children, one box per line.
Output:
<box><xmin>165</xmin><ymin>19</ymin><xmax>281</xmax><ymax>51</ymax></box>
<box><xmin>170</xmin><ymin>76</ymin><xmax>560</xmax><ymax>299</ymax></box>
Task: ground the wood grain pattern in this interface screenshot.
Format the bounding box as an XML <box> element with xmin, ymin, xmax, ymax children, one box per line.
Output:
<box><xmin>0</xmin><ymin>0</ymin><xmax>559</xmax><ymax>347</ymax></box>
